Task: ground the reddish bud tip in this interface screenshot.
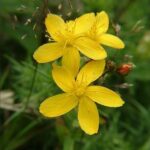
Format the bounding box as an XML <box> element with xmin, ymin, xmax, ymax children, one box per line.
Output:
<box><xmin>117</xmin><ymin>63</ymin><xmax>133</xmax><ymax>75</ymax></box>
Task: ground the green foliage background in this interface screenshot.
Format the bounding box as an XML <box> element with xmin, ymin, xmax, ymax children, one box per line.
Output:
<box><xmin>0</xmin><ymin>0</ymin><xmax>150</xmax><ymax>150</ymax></box>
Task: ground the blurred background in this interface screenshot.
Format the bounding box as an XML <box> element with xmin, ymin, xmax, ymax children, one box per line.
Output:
<box><xmin>0</xmin><ymin>0</ymin><xmax>150</xmax><ymax>150</ymax></box>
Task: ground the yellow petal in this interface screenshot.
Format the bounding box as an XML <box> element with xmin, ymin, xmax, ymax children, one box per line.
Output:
<box><xmin>74</xmin><ymin>13</ymin><xmax>95</xmax><ymax>34</ymax></box>
<box><xmin>52</xmin><ymin>64</ymin><xmax>75</xmax><ymax>92</ymax></box>
<box><xmin>98</xmin><ymin>34</ymin><xmax>125</xmax><ymax>49</ymax></box>
<box><xmin>75</xmin><ymin>37</ymin><xmax>107</xmax><ymax>60</ymax></box>
<box><xmin>78</xmin><ymin>96</ymin><xmax>99</xmax><ymax>135</ymax></box>
<box><xmin>45</xmin><ymin>14</ymin><xmax>65</xmax><ymax>41</ymax></box>
<box><xmin>40</xmin><ymin>93</ymin><xmax>78</xmax><ymax>117</ymax></box>
<box><xmin>62</xmin><ymin>47</ymin><xmax>80</xmax><ymax>78</ymax></box>
<box><xmin>85</xmin><ymin>86</ymin><xmax>125</xmax><ymax>107</ymax></box>
<box><xmin>33</xmin><ymin>43</ymin><xmax>63</xmax><ymax>63</ymax></box>
<box><xmin>96</xmin><ymin>11</ymin><xmax>109</xmax><ymax>34</ymax></box>
<box><xmin>77</xmin><ymin>60</ymin><xmax>105</xmax><ymax>86</ymax></box>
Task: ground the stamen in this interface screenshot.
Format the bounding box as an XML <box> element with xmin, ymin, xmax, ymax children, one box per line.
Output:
<box><xmin>62</xmin><ymin>40</ymin><xmax>68</xmax><ymax>54</ymax></box>
<box><xmin>72</xmin><ymin>20</ymin><xmax>77</xmax><ymax>34</ymax></box>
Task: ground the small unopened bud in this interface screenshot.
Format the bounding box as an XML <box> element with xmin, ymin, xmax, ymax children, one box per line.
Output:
<box><xmin>21</xmin><ymin>34</ymin><xmax>27</xmax><ymax>40</ymax></box>
<box><xmin>117</xmin><ymin>63</ymin><xmax>134</xmax><ymax>75</ymax></box>
<box><xmin>112</xmin><ymin>23</ymin><xmax>121</xmax><ymax>36</ymax></box>
<box><xmin>106</xmin><ymin>60</ymin><xmax>116</xmax><ymax>71</ymax></box>
<box><xmin>58</xmin><ymin>4</ymin><xmax>62</xmax><ymax>10</ymax></box>
<box><xmin>66</xmin><ymin>12</ymin><xmax>72</xmax><ymax>17</ymax></box>
<box><xmin>115</xmin><ymin>83</ymin><xmax>133</xmax><ymax>89</ymax></box>
<box><xmin>124</xmin><ymin>54</ymin><xmax>133</xmax><ymax>61</ymax></box>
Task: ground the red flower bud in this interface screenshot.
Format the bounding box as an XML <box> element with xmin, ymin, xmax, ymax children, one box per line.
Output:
<box><xmin>117</xmin><ymin>63</ymin><xmax>133</xmax><ymax>75</ymax></box>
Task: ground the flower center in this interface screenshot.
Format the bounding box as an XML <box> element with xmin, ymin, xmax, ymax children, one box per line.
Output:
<box><xmin>66</xmin><ymin>36</ymin><xmax>75</xmax><ymax>45</ymax></box>
<box><xmin>73</xmin><ymin>82</ymin><xmax>87</xmax><ymax>97</ymax></box>
<box><xmin>75</xmin><ymin>87</ymin><xmax>85</xmax><ymax>97</ymax></box>
<box><xmin>86</xmin><ymin>20</ymin><xmax>101</xmax><ymax>41</ymax></box>
<box><xmin>59</xmin><ymin>20</ymin><xmax>78</xmax><ymax>46</ymax></box>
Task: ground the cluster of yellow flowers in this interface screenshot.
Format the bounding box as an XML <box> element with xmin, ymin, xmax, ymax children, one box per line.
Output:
<box><xmin>33</xmin><ymin>11</ymin><xmax>125</xmax><ymax>135</ymax></box>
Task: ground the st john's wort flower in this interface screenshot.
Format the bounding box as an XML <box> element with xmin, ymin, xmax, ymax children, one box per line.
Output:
<box><xmin>39</xmin><ymin>60</ymin><xmax>124</xmax><ymax>135</ymax></box>
<box><xmin>86</xmin><ymin>11</ymin><xmax>125</xmax><ymax>50</ymax></box>
<box><xmin>33</xmin><ymin>13</ymin><xmax>107</xmax><ymax>66</ymax></box>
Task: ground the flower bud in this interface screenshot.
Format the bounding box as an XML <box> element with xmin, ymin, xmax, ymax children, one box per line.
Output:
<box><xmin>117</xmin><ymin>63</ymin><xmax>133</xmax><ymax>75</ymax></box>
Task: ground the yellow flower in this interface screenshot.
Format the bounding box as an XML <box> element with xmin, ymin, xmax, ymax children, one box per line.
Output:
<box><xmin>87</xmin><ymin>11</ymin><xmax>125</xmax><ymax>49</ymax></box>
<box><xmin>39</xmin><ymin>60</ymin><xmax>125</xmax><ymax>135</ymax></box>
<box><xmin>33</xmin><ymin>13</ymin><xmax>107</xmax><ymax>65</ymax></box>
